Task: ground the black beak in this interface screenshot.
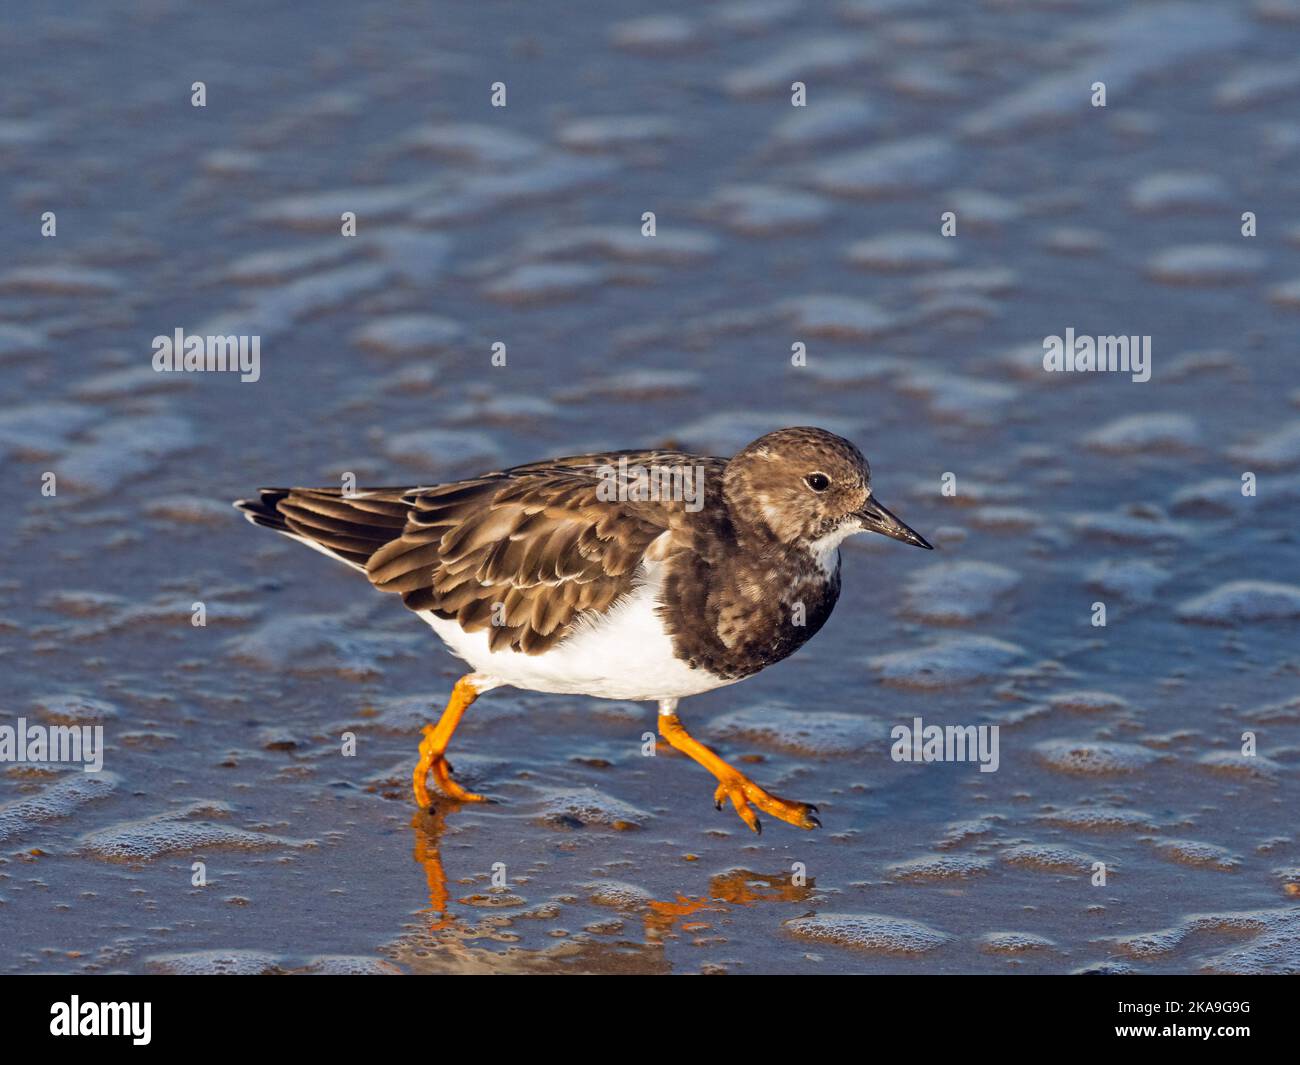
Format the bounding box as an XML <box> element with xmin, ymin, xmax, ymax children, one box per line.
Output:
<box><xmin>857</xmin><ymin>496</ymin><xmax>933</xmax><ymax>549</ymax></box>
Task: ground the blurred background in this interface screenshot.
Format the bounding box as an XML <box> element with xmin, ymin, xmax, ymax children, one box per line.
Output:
<box><xmin>1</xmin><ymin>0</ymin><xmax>1298</xmax><ymax>974</ymax></box>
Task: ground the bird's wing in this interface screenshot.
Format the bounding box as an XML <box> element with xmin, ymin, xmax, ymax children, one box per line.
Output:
<box><xmin>367</xmin><ymin>454</ymin><xmax>725</xmax><ymax>654</ymax></box>
<box><xmin>500</xmin><ymin>448</ymin><xmax>717</xmax><ymax>473</ymax></box>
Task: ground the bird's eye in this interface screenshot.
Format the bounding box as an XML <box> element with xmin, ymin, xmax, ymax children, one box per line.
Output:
<box><xmin>805</xmin><ymin>472</ymin><xmax>831</xmax><ymax>492</ymax></box>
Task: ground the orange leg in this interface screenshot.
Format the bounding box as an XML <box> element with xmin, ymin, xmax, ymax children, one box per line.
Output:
<box><xmin>412</xmin><ymin>675</ymin><xmax>491</xmax><ymax>807</ymax></box>
<box><xmin>657</xmin><ymin>705</ymin><xmax>820</xmax><ymax>834</ymax></box>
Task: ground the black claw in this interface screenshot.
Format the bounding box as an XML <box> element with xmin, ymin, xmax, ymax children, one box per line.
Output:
<box><xmin>754</xmin><ymin>818</ymin><xmax>762</xmax><ymax>836</ymax></box>
<box><xmin>715</xmin><ymin>799</ymin><xmax>723</xmax><ymax>812</ymax></box>
<box><xmin>807</xmin><ymin>803</ymin><xmax>819</xmax><ymax>814</ymax></box>
<box><xmin>807</xmin><ymin>815</ymin><xmax>822</xmax><ymax>830</ymax></box>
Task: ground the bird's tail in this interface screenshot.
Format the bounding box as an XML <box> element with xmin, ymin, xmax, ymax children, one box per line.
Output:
<box><xmin>234</xmin><ymin>487</ymin><xmax>293</xmax><ymax>533</ymax></box>
<box><xmin>233</xmin><ymin>486</ymin><xmax>412</xmax><ymax>573</ymax></box>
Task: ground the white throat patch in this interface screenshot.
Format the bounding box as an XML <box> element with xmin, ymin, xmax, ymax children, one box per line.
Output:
<box><xmin>806</xmin><ymin>519</ymin><xmax>860</xmax><ymax>576</ymax></box>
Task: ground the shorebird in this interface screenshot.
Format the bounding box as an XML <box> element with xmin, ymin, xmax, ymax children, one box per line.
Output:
<box><xmin>236</xmin><ymin>427</ymin><xmax>931</xmax><ymax>833</ymax></box>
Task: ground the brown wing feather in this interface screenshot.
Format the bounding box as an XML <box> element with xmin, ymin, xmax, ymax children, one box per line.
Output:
<box><xmin>239</xmin><ymin>451</ymin><xmax>725</xmax><ymax>655</ymax></box>
<box><xmin>366</xmin><ymin>474</ymin><xmax>659</xmax><ymax>653</ymax></box>
<box><xmin>368</xmin><ymin>453</ymin><xmax>724</xmax><ymax>654</ymax></box>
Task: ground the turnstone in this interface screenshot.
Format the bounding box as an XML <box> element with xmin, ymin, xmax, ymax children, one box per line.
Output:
<box><xmin>235</xmin><ymin>427</ymin><xmax>931</xmax><ymax>833</ymax></box>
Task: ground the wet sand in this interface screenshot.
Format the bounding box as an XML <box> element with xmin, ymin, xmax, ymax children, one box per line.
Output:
<box><xmin>1</xmin><ymin>1</ymin><xmax>1298</xmax><ymax>974</ymax></box>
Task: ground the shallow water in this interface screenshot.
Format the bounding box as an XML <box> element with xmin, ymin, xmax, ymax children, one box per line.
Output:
<box><xmin>1</xmin><ymin>0</ymin><xmax>1298</xmax><ymax>974</ymax></box>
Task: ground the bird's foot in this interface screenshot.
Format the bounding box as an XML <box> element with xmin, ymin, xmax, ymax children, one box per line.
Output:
<box><xmin>712</xmin><ymin>773</ymin><xmax>820</xmax><ymax>834</ymax></box>
<box><xmin>410</xmin><ymin>676</ymin><xmax>491</xmax><ymax>808</ymax></box>
<box><xmin>412</xmin><ymin>747</ymin><xmax>489</xmax><ymax>807</ymax></box>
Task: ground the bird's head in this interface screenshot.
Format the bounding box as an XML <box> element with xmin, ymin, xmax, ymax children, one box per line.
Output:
<box><xmin>723</xmin><ymin>427</ymin><xmax>932</xmax><ymax>553</ymax></box>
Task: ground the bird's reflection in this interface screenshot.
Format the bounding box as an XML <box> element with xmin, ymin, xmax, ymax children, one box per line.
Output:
<box><xmin>410</xmin><ymin>807</ymin><xmax>456</xmax><ymax>932</ymax></box>
<box><xmin>644</xmin><ymin>869</ymin><xmax>816</xmax><ymax>939</ymax></box>
<box><xmin>410</xmin><ymin>806</ymin><xmax>815</xmax><ymax>951</ymax></box>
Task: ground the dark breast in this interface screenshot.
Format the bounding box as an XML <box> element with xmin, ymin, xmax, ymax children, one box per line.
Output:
<box><xmin>659</xmin><ymin>533</ymin><xmax>842</xmax><ymax>682</ymax></box>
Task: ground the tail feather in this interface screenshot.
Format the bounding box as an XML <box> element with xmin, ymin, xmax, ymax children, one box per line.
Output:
<box><xmin>234</xmin><ymin>488</ymin><xmax>292</xmax><ymax>532</ymax></box>
<box><xmin>234</xmin><ymin>487</ymin><xmax>411</xmax><ymax>572</ymax></box>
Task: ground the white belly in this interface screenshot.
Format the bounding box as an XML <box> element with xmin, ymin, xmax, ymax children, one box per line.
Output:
<box><xmin>418</xmin><ymin>566</ymin><xmax>737</xmax><ymax>702</ymax></box>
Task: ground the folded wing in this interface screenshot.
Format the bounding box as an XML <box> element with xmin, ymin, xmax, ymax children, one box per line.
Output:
<box><xmin>369</xmin><ymin>467</ymin><xmax>677</xmax><ymax>654</ymax></box>
<box><xmin>238</xmin><ymin>450</ymin><xmax>723</xmax><ymax>655</ymax></box>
